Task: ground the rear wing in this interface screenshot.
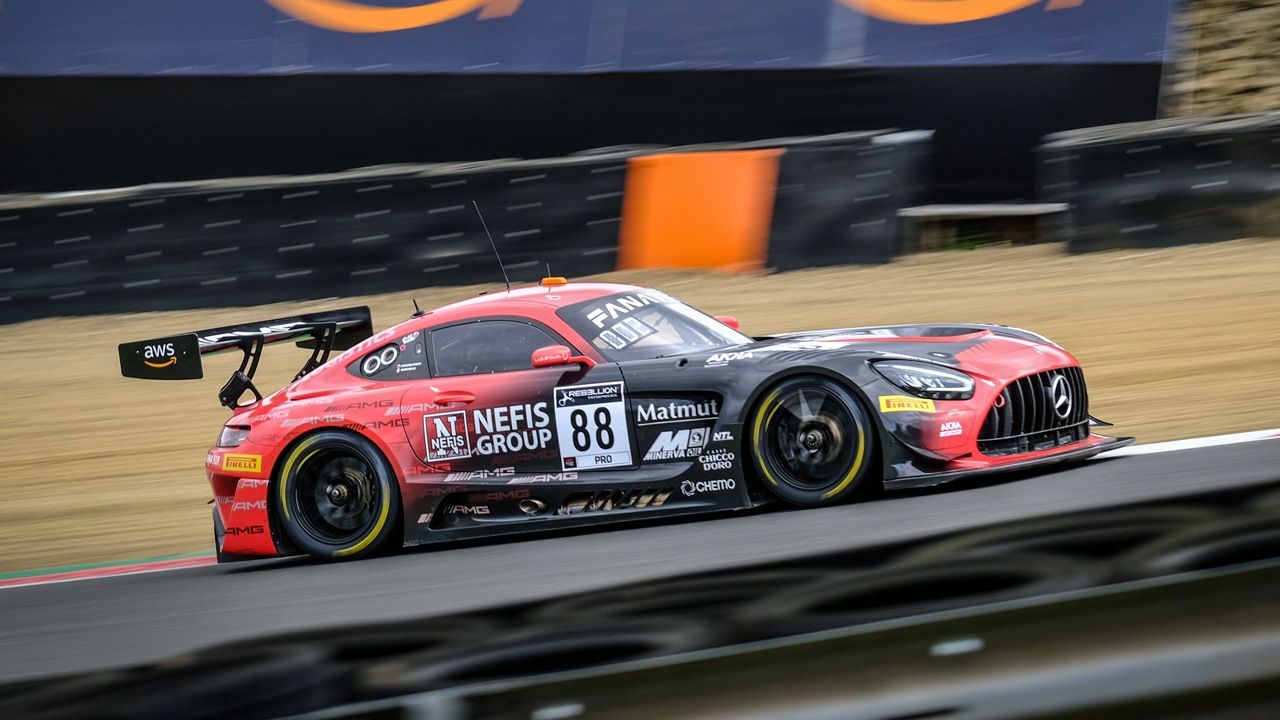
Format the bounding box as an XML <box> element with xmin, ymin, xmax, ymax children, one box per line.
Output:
<box><xmin>118</xmin><ymin>307</ymin><xmax>373</xmax><ymax>408</ymax></box>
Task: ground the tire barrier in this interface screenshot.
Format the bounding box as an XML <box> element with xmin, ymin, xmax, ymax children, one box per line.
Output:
<box><xmin>357</xmin><ymin>619</ymin><xmax>714</xmax><ymax>698</ymax></box>
<box><xmin>896</xmin><ymin>506</ymin><xmax>1221</xmax><ymax>566</ymax></box>
<box><xmin>0</xmin><ymin>130</ymin><xmax>930</xmax><ymax>324</ymax></box>
<box><xmin>1114</xmin><ymin>507</ymin><xmax>1280</xmax><ymax>580</ymax></box>
<box><xmin>528</xmin><ymin>569</ymin><xmax>828</xmax><ymax>624</ymax></box>
<box><xmin>0</xmin><ymin>646</ymin><xmax>342</xmax><ymax>720</ymax></box>
<box><xmin>732</xmin><ymin>554</ymin><xmax>1099</xmax><ymax>640</ymax></box>
<box><xmin>1038</xmin><ymin>112</ymin><xmax>1280</xmax><ymax>252</ymax></box>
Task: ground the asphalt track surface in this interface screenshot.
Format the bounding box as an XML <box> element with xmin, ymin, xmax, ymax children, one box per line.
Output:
<box><xmin>1</xmin><ymin>441</ymin><xmax>1277</xmax><ymax>683</ymax></box>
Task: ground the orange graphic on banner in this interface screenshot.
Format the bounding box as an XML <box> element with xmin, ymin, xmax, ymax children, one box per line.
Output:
<box><xmin>839</xmin><ymin>0</ymin><xmax>1083</xmax><ymax>25</ymax></box>
<box><xmin>267</xmin><ymin>0</ymin><xmax>523</xmax><ymax>33</ymax></box>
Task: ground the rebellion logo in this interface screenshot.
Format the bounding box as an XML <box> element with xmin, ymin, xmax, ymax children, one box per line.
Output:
<box><xmin>266</xmin><ymin>0</ymin><xmax>523</xmax><ymax>33</ymax></box>
<box><xmin>839</xmin><ymin>0</ymin><xmax>1083</xmax><ymax>25</ymax></box>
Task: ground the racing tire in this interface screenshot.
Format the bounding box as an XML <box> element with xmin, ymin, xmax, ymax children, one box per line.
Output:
<box><xmin>748</xmin><ymin>375</ymin><xmax>878</xmax><ymax>507</ymax></box>
<box><xmin>275</xmin><ymin>430</ymin><xmax>401</xmax><ymax>561</ymax></box>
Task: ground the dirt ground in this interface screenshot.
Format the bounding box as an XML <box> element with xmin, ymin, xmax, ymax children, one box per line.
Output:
<box><xmin>1</xmin><ymin>239</ymin><xmax>1277</xmax><ymax>572</ymax></box>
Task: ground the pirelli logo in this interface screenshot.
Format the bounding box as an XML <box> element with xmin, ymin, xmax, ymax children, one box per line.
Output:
<box><xmin>878</xmin><ymin>395</ymin><xmax>936</xmax><ymax>413</ymax></box>
<box><xmin>222</xmin><ymin>453</ymin><xmax>263</xmax><ymax>473</ymax></box>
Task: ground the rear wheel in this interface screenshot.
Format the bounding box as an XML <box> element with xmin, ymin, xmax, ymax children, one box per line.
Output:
<box><xmin>275</xmin><ymin>431</ymin><xmax>401</xmax><ymax>561</ymax></box>
<box><xmin>748</xmin><ymin>376</ymin><xmax>879</xmax><ymax>507</ymax></box>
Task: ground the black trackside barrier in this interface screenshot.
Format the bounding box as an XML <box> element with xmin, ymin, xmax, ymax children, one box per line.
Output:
<box><xmin>0</xmin><ymin>154</ymin><xmax>635</xmax><ymax>324</ymax></box>
<box><xmin>766</xmin><ymin>131</ymin><xmax>933</xmax><ymax>269</ymax></box>
<box><xmin>1038</xmin><ymin>112</ymin><xmax>1280</xmax><ymax>252</ymax></box>
<box><xmin>0</xmin><ymin>130</ymin><xmax>930</xmax><ymax>325</ymax></box>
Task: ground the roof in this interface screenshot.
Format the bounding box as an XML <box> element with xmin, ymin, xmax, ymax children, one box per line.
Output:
<box><xmin>427</xmin><ymin>281</ymin><xmax>645</xmax><ymax>320</ymax></box>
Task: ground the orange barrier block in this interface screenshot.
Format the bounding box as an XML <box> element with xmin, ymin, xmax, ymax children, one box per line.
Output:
<box><xmin>617</xmin><ymin>149</ymin><xmax>783</xmax><ymax>272</ymax></box>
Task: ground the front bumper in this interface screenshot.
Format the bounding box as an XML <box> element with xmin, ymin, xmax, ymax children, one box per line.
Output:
<box><xmin>883</xmin><ymin>434</ymin><xmax>1135</xmax><ymax>491</ymax></box>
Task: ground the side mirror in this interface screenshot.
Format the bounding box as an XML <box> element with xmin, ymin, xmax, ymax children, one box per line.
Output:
<box><xmin>532</xmin><ymin>345</ymin><xmax>596</xmax><ymax>369</ymax></box>
<box><xmin>715</xmin><ymin>315</ymin><xmax>741</xmax><ymax>331</ymax></box>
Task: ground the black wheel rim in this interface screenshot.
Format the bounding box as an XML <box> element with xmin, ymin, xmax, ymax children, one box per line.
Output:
<box><xmin>290</xmin><ymin>446</ymin><xmax>381</xmax><ymax>546</ymax></box>
<box><xmin>762</xmin><ymin>386</ymin><xmax>860</xmax><ymax>491</ymax></box>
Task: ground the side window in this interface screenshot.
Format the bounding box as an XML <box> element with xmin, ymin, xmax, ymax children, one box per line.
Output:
<box><xmin>350</xmin><ymin>330</ymin><xmax>430</xmax><ymax>380</ymax></box>
<box><xmin>431</xmin><ymin>321</ymin><xmax>561</xmax><ymax>377</ymax></box>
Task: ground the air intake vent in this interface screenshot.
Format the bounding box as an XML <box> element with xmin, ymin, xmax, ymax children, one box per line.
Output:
<box><xmin>560</xmin><ymin>489</ymin><xmax>673</xmax><ymax>514</ymax></box>
<box><xmin>978</xmin><ymin>367</ymin><xmax>1089</xmax><ymax>457</ymax></box>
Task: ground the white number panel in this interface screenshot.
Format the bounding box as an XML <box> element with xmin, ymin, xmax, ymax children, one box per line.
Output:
<box><xmin>553</xmin><ymin>381</ymin><xmax>633</xmax><ymax>471</ymax></box>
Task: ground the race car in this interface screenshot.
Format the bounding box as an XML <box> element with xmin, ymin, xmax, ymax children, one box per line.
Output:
<box><xmin>119</xmin><ymin>279</ymin><xmax>1132</xmax><ymax>561</ymax></box>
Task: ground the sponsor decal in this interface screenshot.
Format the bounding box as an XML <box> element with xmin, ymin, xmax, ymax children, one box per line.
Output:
<box><xmin>446</xmin><ymin>504</ymin><xmax>490</xmax><ymax>515</ymax></box>
<box><xmin>940</xmin><ymin>421</ymin><xmax>963</xmax><ymax>438</ymax></box>
<box><xmin>231</xmin><ymin>500</ymin><xmax>268</xmax><ymax>512</ymax></box>
<box><xmin>680</xmin><ymin>478</ymin><xmax>737</xmax><ymax>496</ymax></box>
<box><xmin>635</xmin><ymin>399</ymin><xmax>720</xmax><ymax>426</ymax></box>
<box><xmin>705</xmin><ymin>351</ymin><xmax>752</xmax><ymax>367</ymax></box>
<box><xmin>142</xmin><ymin>342</ymin><xmax>177</xmax><ymax>369</ymax></box>
<box><xmin>326</xmin><ymin>400</ymin><xmax>393</xmax><ymax>412</ymax></box>
<box><xmin>395</xmin><ymin>362</ymin><xmax>423</xmax><ymax>374</ymax></box>
<box><xmin>492</xmin><ymin>449</ymin><xmax>557</xmax><ymax>465</ymax></box>
<box><xmin>878</xmin><ymin>395</ymin><xmax>937</xmax><ymax>413</ymax></box>
<box><xmin>644</xmin><ymin>427</ymin><xmax>710</xmax><ymax>462</ymax></box>
<box><xmin>445</xmin><ymin>467</ymin><xmax>516</xmax><ymax>482</ymax></box>
<box><xmin>699</xmin><ymin>449</ymin><xmax>736</xmax><ymax>471</ymax></box>
<box><xmin>248</xmin><ymin>409</ymin><xmax>289</xmax><ymax>423</ymax></box>
<box><xmin>222</xmin><ymin>454</ymin><xmax>263</xmax><ymax>473</ymax></box>
<box><xmin>472</xmin><ymin>402</ymin><xmax>553</xmax><ymax>455</ymax></box>
<box><xmin>413</xmin><ymin>462</ymin><xmax>453</xmax><ymax>474</ymax></box>
<box><xmin>361</xmin><ymin>345</ymin><xmax>399</xmax><ymax>376</ymax></box>
<box><xmin>424</xmin><ymin>410</ymin><xmax>471</xmax><ymax>461</ymax></box>
<box><xmin>554</xmin><ymin>382</ymin><xmax>633</xmax><ymax>471</ymax></box>
<box><xmin>585</xmin><ymin>292</ymin><xmax>665</xmax><ymax>328</ymax></box>
<box><xmin>401</xmin><ymin>331</ymin><xmax>420</xmax><ymax>344</ymax></box>
<box><xmin>240</xmin><ymin>478</ymin><xmax>271</xmax><ymax>489</ymax></box>
<box><xmin>266</xmin><ymin>0</ymin><xmax>523</xmax><ymax>34</ymax></box>
<box><xmin>467</xmin><ymin>489</ymin><xmax>531</xmax><ymax>503</ymax></box>
<box><xmin>345</xmin><ymin>418</ymin><xmax>409</xmax><ymax>432</ymax></box>
<box><xmin>225</xmin><ymin>525</ymin><xmax>265</xmax><ymax>536</ymax></box>
<box><xmin>507</xmin><ymin>472</ymin><xmax>579</xmax><ymax>484</ymax></box>
<box><xmin>206</xmin><ymin>451</ymin><xmax>221</xmax><ymax>466</ymax></box>
<box><xmin>281</xmin><ymin>414</ymin><xmax>345</xmax><ymax>429</ymax></box>
<box><xmin>388</xmin><ymin>402</ymin><xmax>438</xmax><ymax>416</ymax></box>
<box><xmin>713</xmin><ymin>430</ymin><xmax>734</xmax><ymax>442</ymax></box>
<box><xmin>417</xmin><ymin>513</ymin><xmax>433</xmax><ymax>524</ymax></box>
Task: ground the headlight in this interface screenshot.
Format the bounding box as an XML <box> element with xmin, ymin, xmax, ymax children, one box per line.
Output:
<box><xmin>872</xmin><ymin>361</ymin><xmax>975</xmax><ymax>400</ymax></box>
<box><xmin>217</xmin><ymin>425</ymin><xmax>250</xmax><ymax>448</ymax></box>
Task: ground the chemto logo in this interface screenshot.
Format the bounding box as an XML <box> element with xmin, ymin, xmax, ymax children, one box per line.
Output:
<box><xmin>839</xmin><ymin>0</ymin><xmax>1083</xmax><ymax>25</ymax></box>
<box><xmin>267</xmin><ymin>0</ymin><xmax>522</xmax><ymax>34</ymax></box>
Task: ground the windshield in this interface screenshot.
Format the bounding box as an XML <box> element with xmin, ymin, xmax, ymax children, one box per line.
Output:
<box><xmin>558</xmin><ymin>289</ymin><xmax>751</xmax><ymax>362</ymax></box>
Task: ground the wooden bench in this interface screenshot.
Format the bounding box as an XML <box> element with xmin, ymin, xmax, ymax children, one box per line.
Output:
<box><xmin>897</xmin><ymin>203</ymin><xmax>1069</xmax><ymax>251</ymax></box>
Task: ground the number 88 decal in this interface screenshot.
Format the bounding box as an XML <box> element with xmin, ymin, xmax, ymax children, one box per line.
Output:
<box><xmin>570</xmin><ymin>407</ymin><xmax>615</xmax><ymax>452</ymax></box>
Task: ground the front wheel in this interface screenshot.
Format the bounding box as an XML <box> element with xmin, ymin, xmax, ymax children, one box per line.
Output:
<box><xmin>748</xmin><ymin>376</ymin><xmax>879</xmax><ymax>507</ymax></box>
<box><xmin>275</xmin><ymin>431</ymin><xmax>401</xmax><ymax>561</ymax></box>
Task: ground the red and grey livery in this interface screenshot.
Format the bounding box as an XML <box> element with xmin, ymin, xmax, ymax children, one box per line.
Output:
<box><xmin>120</xmin><ymin>280</ymin><xmax>1132</xmax><ymax>562</ymax></box>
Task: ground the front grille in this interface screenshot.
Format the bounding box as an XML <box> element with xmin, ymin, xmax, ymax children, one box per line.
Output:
<box><xmin>978</xmin><ymin>366</ymin><xmax>1089</xmax><ymax>457</ymax></box>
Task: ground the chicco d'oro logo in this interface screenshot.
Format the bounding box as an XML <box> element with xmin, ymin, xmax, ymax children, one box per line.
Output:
<box><xmin>267</xmin><ymin>0</ymin><xmax>522</xmax><ymax>33</ymax></box>
<box><xmin>839</xmin><ymin>0</ymin><xmax>1083</xmax><ymax>25</ymax></box>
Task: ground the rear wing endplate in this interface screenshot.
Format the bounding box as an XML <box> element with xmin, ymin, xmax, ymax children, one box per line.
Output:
<box><xmin>118</xmin><ymin>307</ymin><xmax>373</xmax><ymax>408</ymax></box>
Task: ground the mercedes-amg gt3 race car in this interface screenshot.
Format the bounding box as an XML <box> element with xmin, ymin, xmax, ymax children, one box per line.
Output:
<box><xmin>119</xmin><ymin>279</ymin><xmax>1132</xmax><ymax>561</ymax></box>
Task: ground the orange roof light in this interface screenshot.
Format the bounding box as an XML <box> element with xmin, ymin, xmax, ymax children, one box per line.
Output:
<box><xmin>539</xmin><ymin>276</ymin><xmax>568</xmax><ymax>287</ymax></box>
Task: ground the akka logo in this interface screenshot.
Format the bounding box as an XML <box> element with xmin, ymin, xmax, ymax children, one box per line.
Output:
<box><xmin>267</xmin><ymin>0</ymin><xmax>522</xmax><ymax>34</ymax></box>
<box><xmin>839</xmin><ymin>0</ymin><xmax>1083</xmax><ymax>25</ymax></box>
<box><xmin>143</xmin><ymin>342</ymin><xmax>176</xmax><ymax>369</ymax></box>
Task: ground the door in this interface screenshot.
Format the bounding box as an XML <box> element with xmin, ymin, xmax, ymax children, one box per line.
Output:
<box><xmin>398</xmin><ymin>319</ymin><xmax>634</xmax><ymax>481</ymax></box>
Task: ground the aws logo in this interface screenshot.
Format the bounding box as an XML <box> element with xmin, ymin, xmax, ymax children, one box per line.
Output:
<box><xmin>267</xmin><ymin>0</ymin><xmax>522</xmax><ymax>33</ymax></box>
<box><xmin>143</xmin><ymin>342</ymin><xmax>177</xmax><ymax>369</ymax></box>
<box><xmin>840</xmin><ymin>0</ymin><xmax>1083</xmax><ymax>25</ymax></box>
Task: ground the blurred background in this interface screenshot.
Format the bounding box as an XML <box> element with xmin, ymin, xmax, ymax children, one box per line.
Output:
<box><xmin>1</xmin><ymin>2</ymin><xmax>1279</xmax><ymax>718</ymax></box>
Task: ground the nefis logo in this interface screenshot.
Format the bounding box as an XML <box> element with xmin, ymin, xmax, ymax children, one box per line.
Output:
<box><xmin>839</xmin><ymin>0</ymin><xmax>1083</xmax><ymax>25</ymax></box>
<box><xmin>266</xmin><ymin>0</ymin><xmax>523</xmax><ymax>33</ymax></box>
